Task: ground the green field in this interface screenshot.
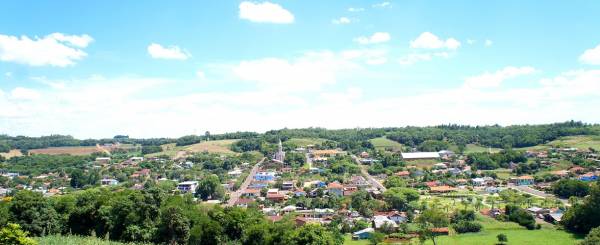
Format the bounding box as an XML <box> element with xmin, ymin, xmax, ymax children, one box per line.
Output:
<box><xmin>146</xmin><ymin>139</ymin><xmax>239</xmax><ymax>158</ymax></box>
<box><xmin>516</xmin><ymin>135</ymin><xmax>600</xmax><ymax>152</ymax></box>
<box><xmin>464</xmin><ymin>144</ymin><xmax>502</xmax><ymax>154</ymax></box>
<box><xmin>37</xmin><ymin>235</ymin><xmax>149</xmax><ymax>245</ymax></box>
<box><xmin>426</xmin><ymin>215</ymin><xmax>583</xmax><ymax>245</ymax></box>
<box><xmin>370</xmin><ymin>137</ymin><xmax>403</xmax><ymax>152</ymax></box>
<box><xmin>286</xmin><ymin>137</ymin><xmax>326</xmax><ymax>146</ymax></box>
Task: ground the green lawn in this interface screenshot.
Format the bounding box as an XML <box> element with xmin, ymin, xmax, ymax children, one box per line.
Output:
<box><xmin>287</xmin><ymin>137</ymin><xmax>326</xmax><ymax>147</ymax></box>
<box><xmin>343</xmin><ymin>234</ymin><xmax>369</xmax><ymax>245</ymax></box>
<box><xmin>464</xmin><ymin>144</ymin><xmax>502</xmax><ymax>154</ymax></box>
<box><xmin>370</xmin><ymin>137</ymin><xmax>403</xmax><ymax>152</ymax></box>
<box><xmin>37</xmin><ymin>235</ymin><xmax>149</xmax><ymax>245</ymax></box>
<box><xmin>515</xmin><ymin>135</ymin><xmax>600</xmax><ymax>152</ymax></box>
<box><xmin>425</xmin><ymin>215</ymin><xmax>583</xmax><ymax>245</ymax></box>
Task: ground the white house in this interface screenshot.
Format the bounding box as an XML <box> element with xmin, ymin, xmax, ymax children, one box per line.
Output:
<box><xmin>401</xmin><ymin>152</ymin><xmax>440</xmax><ymax>161</ymax></box>
<box><xmin>177</xmin><ymin>181</ymin><xmax>199</xmax><ymax>193</ymax></box>
<box><xmin>101</xmin><ymin>178</ymin><xmax>119</xmax><ymax>186</ymax></box>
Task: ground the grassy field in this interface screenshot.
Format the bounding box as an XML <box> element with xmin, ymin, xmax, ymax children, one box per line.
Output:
<box><xmin>146</xmin><ymin>139</ymin><xmax>239</xmax><ymax>158</ymax></box>
<box><xmin>29</xmin><ymin>146</ymin><xmax>105</xmax><ymax>155</ymax></box>
<box><xmin>464</xmin><ymin>144</ymin><xmax>502</xmax><ymax>154</ymax></box>
<box><xmin>370</xmin><ymin>137</ymin><xmax>403</xmax><ymax>152</ymax></box>
<box><xmin>426</xmin><ymin>215</ymin><xmax>583</xmax><ymax>245</ymax></box>
<box><xmin>547</xmin><ymin>135</ymin><xmax>600</xmax><ymax>151</ymax></box>
<box><xmin>0</xmin><ymin>149</ymin><xmax>23</xmax><ymax>158</ymax></box>
<box><xmin>343</xmin><ymin>234</ymin><xmax>369</xmax><ymax>245</ymax></box>
<box><xmin>286</xmin><ymin>137</ymin><xmax>326</xmax><ymax>146</ymax></box>
<box><xmin>37</xmin><ymin>235</ymin><xmax>149</xmax><ymax>245</ymax></box>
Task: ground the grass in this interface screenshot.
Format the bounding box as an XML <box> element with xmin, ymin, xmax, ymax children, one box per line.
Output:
<box><xmin>0</xmin><ymin>149</ymin><xmax>22</xmax><ymax>158</ymax></box>
<box><xmin>37</xmin><ymin>235</ymin><xmax>149</xmax><ymax>245</ymax></box>
<box><xmin>464</xmin><ymin>144</ymin><xmax>502</xmax><ymax>154</ymax></box>
<box><xmin>515</xmin><ymin>135</ymin><xmax>600</xmax><ymax>152</ymax></box>
<box><xmin>146</xmin><ymin>139</ymin><xmax>239</xmax><ymax>158</ymax></box>
<box><xmin>369</xmin><ymin>137</ymin><xmax>403</xmax><ymax>152</ymax></box>
<box><xmin>425</xmin><ymin>215</ymin><xmax>583</xmax><ymax>245</ymax></box>
<box><xmin>286</xmin><ymin>138</ymin><xmax>326</xmax><ymax>147</ymax></box>
<box><xmin>343</xmin><ymin>234</ymin><xmax>369</xmax><ymax>245</ymax></box>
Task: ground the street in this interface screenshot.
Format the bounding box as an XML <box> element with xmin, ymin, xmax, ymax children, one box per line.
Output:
<box><xmin>226</xmin><ymin>157</ymin><xmax>265</xmax><ymax>207</ymax></box>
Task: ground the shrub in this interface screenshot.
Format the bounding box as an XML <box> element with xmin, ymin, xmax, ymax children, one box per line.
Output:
<box><xmin>452</xmin><ymin>221</ymin><xmax>482</xmax><ymax>234</ymax></box>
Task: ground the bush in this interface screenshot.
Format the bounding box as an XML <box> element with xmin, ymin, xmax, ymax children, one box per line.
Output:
<box><xmin>505</xmin><ymin>205</ymin><xmax>536</xmax><ymax>230</ymax></box>
<box><xmin>451</xmin><ymin>210</ymin><xmax>476</xmax><ymax>223</ymax></box>
<box><xmin>452</xmin><ymin>221</ymin><xmax>482</xmax><ymax>233</ymax></box>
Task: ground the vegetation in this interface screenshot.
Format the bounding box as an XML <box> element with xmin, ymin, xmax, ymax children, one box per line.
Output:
<box><xmin>562</xmin><ymin>183</ymin><xmax>600</xmax><ymax>234</ymax></box>
<box><xmin>552</xmin><ymin>179</ymin><xmax>590</xmax><ymax>198</ymax></box>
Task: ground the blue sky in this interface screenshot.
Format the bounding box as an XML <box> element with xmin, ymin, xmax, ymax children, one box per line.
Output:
<box><xmin>1</xmin><ymin>1</ymin><xmax>600</xmax><ymax>138</ymax></box>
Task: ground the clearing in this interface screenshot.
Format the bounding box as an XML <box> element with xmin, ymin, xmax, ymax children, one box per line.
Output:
<box><xmin>146</xmin><ymin>139</ymin><xmax>239</xmax><ymax>158</ymax></box>
<box><xmin>0</xmin><ymin>149</ymin><xmax>23</xmax><ymax>159</ymax></box>
<box><xmin>286</xmin><ymin>137</ymin><xmax>326</xmax><ymax>147</ymax></box>
<box><xmin>464</xmin><ymin>144</ymin><xmax>502</xmax><ymax>154</ymax></box>
<box><xmin>370</xmin><ymin>137</ymin><xmax>403</xmax><ymax>152</ymax></box>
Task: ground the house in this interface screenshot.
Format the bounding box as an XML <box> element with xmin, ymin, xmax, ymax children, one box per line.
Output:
<box><xmin>438</xmin><ymin>150</ymin><xmax>455</xmax><ymax>158</ymax></box>
<box><xmin>375</xmin><ymin>211</ymin><xmax>407</xmax><ymax>224</ymax></box>
<box><xmin>372</xmin><ymin>215</ymin><xmax>398</xmax><ymax>230</ymax></box>
<box><xmin>485</xmin><ymin>186</ymin><xmax>502</xmax><ymax>193</ymax></box>
<box><xmin>242</xmin><ymin>188</ymin><xmax>260</xmax><ymax>198</ymax></box>
<box><xmin>343</xmin><ymin>186</ymin><xmax>358</xmax><ymax>196</ymax></box>
<box><xmin>228</xmin><ymin>169</ymin><xmax>243</xmax><ymax>178</ymax></box>
<box><xmin>472</xmin><ymin>178</ymin><xmax>486</xmax><ymax>186</ymax></box>
<box><xmin>429</xmin><ymin>186</ymin><xmax>457</xmax><ymax>193</ymax></box>
<box><xmin>433</xmin><ymin>163</ymin><xmax>448</xmax><ymax>169</ymax></box>
<box><xmin>266</xmin><ymin>193</ymin><xmax>286</xmax><ymax>202</ymax></box>
<box><xmin>95</xmin><ymin>157</ymin><xmax>111</xmax><ymax>163</ymax></box>
<box><xmin>177</xmin><ymin>181</ymin><xmax>199</xmax><ymax>193</ymax></box>
<box><xmin>579</xmin><ymin>172</ymin><xmax>598</xmax><ymax>182</ymax></box>
<box><xmin>527</xmin><ymin>207</ymin><xmax>549</xmax><ymax>217</ymax></box>
<box><xmin>359</xmin><ymin>151</ymin><xmax>370</xmax><ymax>158</ymax></box>
<box><xmin>395</xmin><ymin>171</ymin><xmax>410</xmax><ymax>178</ymax></box>
<box><xmin>350</xmin><ymin>176</ymin><xmax>369</xmax><ymax>188</ymax></box>
<box><xmin>544</xmin><ymin>210</ymin><xmax>564</xmax><ymax>223</ymax></box>
<box><xmin>352</xmin><ymin>228</ymin><xmax>374</xmax><ymax>240</ymax></box>
<box><xmin>254</xmin><ymin>171</ymin><xmax>276</xmax><ymax>181</ymax></box>
<box><xmin>327</xmin><ymin>182</ymin><xmax>344</xmax><ymax>196</ymax></box>
<box><xmin>101</xmin><ymin>178</ymin><xmax>119</xmax><ymax>186</ymax></box>
<box><xmin>282</xmin><ymin>181</ymin><xmax>295</xmax><ymax>190</ymax></box>
<box><xmin>514</xmin><ymin>175</ymin><xmax>535</xmax><ymax>186</ymax></box>
<box><xmin>401</xmin><ymin>152</ymin><xmax>440</xmax><ymax>161</ymax></box>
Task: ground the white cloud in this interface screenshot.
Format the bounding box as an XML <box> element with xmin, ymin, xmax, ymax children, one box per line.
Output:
<box><xmin>579</xmin><ymin>44</ymin><xmax>600</xmax><ymax>65</ymax></box>
<box><xmin>0</xmin><ymin>33</ymin><xmax>93</xmax><ymax>67</ymax></box>
<box><xmin>372</xmin><ymin>2</ymin><xmax>391</xmax><ymax>8</ymax></box>
<box><xmin>332</xmin><ymin>17</ymin><xmax>351</xmax><ymax>24</ymax></box>
<box><xmin>10</xmin><ymin>87</ymin><xmax>41</xmax><ymax>100</ymax></box>
<box><xmin>485</xmin><ymin>39</ymin><xmax>493</xmax><ymax>47</ymax></box>
<box><xmin>233</xmin><ymin>51</ymin><xmax>358</xmax><ymax>91</ymax></box>
<box><xmin>196</xmin><ymin>70</ymin><xmax>206</xmax><ymax>79</ymax></box>
<box><xmin>398</xmin><ymin>52</ymin><xmax>450</xmax><ymax>65</ymax></box>
<box><xmin>354</xmin><ymin>32</ymin><xmax>391</xmax><ymax>45</ymax></box>
<box><xmin>239</xmin><ymin>1</ymin><xmax>294</xmax><ymax>24</ymax></box>
<box><xmin>410</xmin><ymin>32</ymin><xmax>461</xmax><ymax>50</ymax></box>
<box><xmin>464</xmin><ymin>66</ymin><xmax>537</xmax><ymax>88</ymax></box>
<box><xmin>341</xmin><ymin>49</ymin><xmax>388</xmax><ymax>65</ymax></box>
<box><xmin>347</xmin><ymin>7</ymin><xmax>365</xmax><ymax>12</ymax></box>
<box><xmin>147</xmin><ymin>43</ymin><xmax>190</xmax><ymax>60</ymax></box>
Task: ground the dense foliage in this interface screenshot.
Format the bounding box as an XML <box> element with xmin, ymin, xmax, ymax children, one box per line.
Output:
<box><xmin>552</xmin><ymin>179</ymin><xmax>590</xmax><ymax>198</ymax></box>
<box><xmin>503</xmin><ymin>205</ymin><xmax>537</xmax><ymax>230</ymax></box>
<box><xmin>465</xmin><ymin>150</ymin><xmax>527</xmax><ymax>170</ymax></box>
<box><xmin>562</xmin><ymin>183</ymin><xmax>600</xmax><ymax>234</ymax></box>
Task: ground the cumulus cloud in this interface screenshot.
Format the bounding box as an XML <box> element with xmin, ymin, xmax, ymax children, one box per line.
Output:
<box><xmin>332</xmin><ymin>17</ymin><xmax>351</xmax><ymax>24</ymax></box>
<box><xmin>354</xmin><ymin>32</ymin><xmax>391</xmax><ymax>45</ymax></box>
<box><xmin>10</xmin><ymin>87</ymin><xmax>41</xmax><ymax>100</ymax></box>
<box><xmin>580</xmin><ymin>44</ymin><xmax>600</xmax><ymax>65</ymax></box>
<box><xmin>233</xmin><ymin>51</ymin><xmax>359</xmax><ymax>91</ymax></box>
<box><xmin>464</xmin><ymin>66</ymin><xmax>537</xmax><ymax>88</ymax></box>
<box><xmin>0</xmin><ymin>33</ymin><xmax>93</xmax><ymax>67</ymax></box>
<box><xmin>410</xmin><ymin>32</ymin><xmax>460</xmax><ymax>50</ymax></box>
<box><xmin>239</xmin><ymin>1</ymin><xmax>294</xmax><ymax>24</ymax></box>
<box><xmin>147</xmin><ymin>43</ymin><xmax>190</xmax><ymax>60</ymax></box>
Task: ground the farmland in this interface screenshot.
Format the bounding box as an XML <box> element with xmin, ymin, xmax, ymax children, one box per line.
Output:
<box><xmin>0</xmin><ymin>149</ymin><xmax>23</xmax><ymax>159</ymax></box>
<box><xmin>286</xmin><ymin>137</ymin><xmax>326</xmax><ymax>147</ymax></box>
<box><xmin>146</xmin><ymin>139</ymin><xmax>239</xmax><ymax>158</ymax></box>
<box><xmin>369</xmin><ymin>137</ymin><xmax>404</xmax><ymax>152</ymax></box>
<box><xmin>29</xmin><ymin>146</ymin><xmax>105</xmax><ymax>155</ymax></box>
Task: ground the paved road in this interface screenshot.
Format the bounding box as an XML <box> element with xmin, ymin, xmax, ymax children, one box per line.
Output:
<box><xmin>510</xmin><ymin>184</ymin><xmax>570</xmax><ymax>206</ymax></box>
<box><xmin>226</xmin><ymin>157</ymin><xmax>265</xmax><ymax>207</ymax></box>
<box><xmin>352</xmin><ymin>155</ymin><xmax>387</xmax><ymax>191</ymax></box>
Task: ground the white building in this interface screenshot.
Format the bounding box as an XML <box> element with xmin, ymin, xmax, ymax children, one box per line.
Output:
<box><xmin>401</xmin><ymin>152</ymin><xmax>440</xmax><ymax>161</ymax></box>
<box><xmin>177</xmin><ymin>181</ymin><xmax>199</xmax><ymax>193</ymax></box>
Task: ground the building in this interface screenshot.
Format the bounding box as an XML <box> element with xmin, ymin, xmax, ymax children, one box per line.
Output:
<box><xmin>514</xmin><ymin>175</ymin><xmax>535</xmax><ymax>186</ymax></box>
<box><xmin>95</xmin><ymin>157</ymin><xmax>111</xmax><ymax>163</ymax></box>
<box><xmin>579</xmin><ymin>172</ymin><xmax>598</xmax><ymax>182</ymax></box>
<box><xmin>372</xmin><ymin>215</ymin><xmax>398</xmax><ymax>230</ymax></box>
<box><xmin>395</xmin><ymin>171</ymin><xmax>410</xmax><ymax>178</ymax></box>
<box><xmin>273</xmin><ymin>139</ymin><xmax>285</xmax><ymax>163</ymax></box>
<box><xmin>177</xmin><ymin>181</ymin><xmax>199</xmax><ymax>193</ymax></box>
<box><xmin>254</xmin><ymin>171</ymin><xmax>276</xmax><ymax>181</ymax></box>
<box><xmin>352</xmin><ymin>228</ymin><xmax>374</xmax><ymax>240</ymax></box>
<box><xmin>282</xmin><ymin>181</ymin><xmax>295</xmax><ymax>190</ymax></box>
<box><xmin>101</xmin><ymin>178</ymin><xmax>119</xmax><ymax>186</ymax></box>
<box><xmin>429</xmin><ymin>185</ymin><xmax>457</xmax><ymax>193</ymax></box>
<box><xmin>327</xmin><ymin>182</ymin><xmax>344</xmax><ymax>196</ymax></box>
<box><xmin>400</xmin><ymin>152</ymin><xmax>440</xmax><ymax>161</ymax></box>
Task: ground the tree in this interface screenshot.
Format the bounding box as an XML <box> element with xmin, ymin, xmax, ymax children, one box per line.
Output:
<box><xmin>384</xmin><ymin>176</ymin><xmax>406</xmax><ymax>188</ymax></box>
<box><xmin>9</xmin><ymin>191</ymin><xmax>61</xmax><ymax>236</ymax></box>
<box><xmin>562</xmin><ymin>184</ymin><xmax>600</xmax><ymax>233</ymax></box>
<box><xmin>157</xmin><ymin>207</ymin><xmax>190</xmax><ymax>245</ymax></box>
<box><xmin>382</xmin><ymin>187</ymin><xmax>419</xmax><ymax>211</ymax></box>
<box><xmin>417</xmin><ymin>208</ymin><xmax>449</xmax><ymax>245</ymax></box>
<box><xmin>196</xmin><ymin>174</ymin><xmax>225</xmax><ymax>201</ymax></box>
<box><xmin>581</xmin><ymin>227</ymin><xmax>600</xmax><ymax>245</ymax></box>
<box><xmin>69</xmin><ymin>169</ymin><xmax>85</xmax><ymax>188</ymax></box>
<box><xmin>497</xmin><ymin>233</ymin><xmax>508</xmax><ymax>245</ymax></box>
<box><xmin>552</xmin><ymin>179</ymin><xmax>590</xmax><ymax>198</ymax></box>
<box><xmin>0</xmin><ymin>223</ymin><xmax>37</xmax><ymax>245</ymax></box>
<box><xmin>285</xmin><ymin>224</ymin><xmax>341</xmax><ymax>245</ymax></box>
<box><xmin>369</xmin><ymin>231</ymin><xmax>385</xmax><ymax>245</ymax></box>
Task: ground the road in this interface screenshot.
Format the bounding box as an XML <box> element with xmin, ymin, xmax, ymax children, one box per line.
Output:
<box><xmin>226</xmin><ymin>157</ymin><xmax>265</xmax><ymax>207</ymax></box>
<box><xmin>352</xmin><ymin>155</ymin><xmax>387</xmax><ymax>191</ymax></box>
<box><xmin>510</xmin><ymin>184</ymin><xmax>570</xmax><ymax>206</ymax></box>
<box><xmin>305</xmin><ymin>153</ymin><xmax>312</xmax><ymax>169</ymax></box>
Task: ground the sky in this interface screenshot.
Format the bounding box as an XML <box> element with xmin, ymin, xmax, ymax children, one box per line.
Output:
<box><xmin>1</xmin><ymin>1</ymin><xmax>600</xmax><ymax>138</ymax></box>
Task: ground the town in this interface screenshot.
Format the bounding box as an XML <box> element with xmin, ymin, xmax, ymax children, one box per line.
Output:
<box><xmin>1</xmin><ymin>123</ymin><xmax>600</xmax><ymax>244</ymax></box>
